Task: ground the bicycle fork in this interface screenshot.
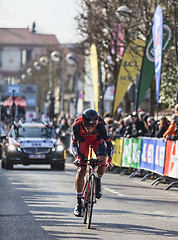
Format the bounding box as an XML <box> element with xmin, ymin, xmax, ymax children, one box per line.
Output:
<box><xmin>82</xmin><ymin>169</ymin><xmax>97</xmax><ymax>204</ymax></box>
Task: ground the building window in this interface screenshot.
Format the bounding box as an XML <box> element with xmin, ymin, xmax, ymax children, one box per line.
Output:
<box><xmin>21</xmin><ymin>49</ymin><xmax>27</xmax><ymax>65</ymax></box>
<box><xmin>27</xmin><ymin>50</ymin><xmax>32</xmax><ymax>62</ymax></box>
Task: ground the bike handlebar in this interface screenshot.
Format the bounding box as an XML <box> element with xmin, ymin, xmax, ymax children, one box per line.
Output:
<box><xmin>79</xmin><ymin>159</ymin><xmax>107</xmax><ymax>167</ymax></box>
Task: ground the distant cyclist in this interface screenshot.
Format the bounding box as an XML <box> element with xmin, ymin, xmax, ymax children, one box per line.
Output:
<box><xmin>72</xmin><ymin>108</ymin><xmax>114</xmax><ymax>217</ymax></box>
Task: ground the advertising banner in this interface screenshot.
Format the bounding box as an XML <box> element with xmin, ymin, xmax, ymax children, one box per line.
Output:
<box><xmin>121</xmin><ymin>138</ymin><xmax>132</xmax><ymax>167</ymax></box>
<box><xmin>140</xmin><ymin>138</ymin><xmax>157</xmax><ymax>171</ymax></box>
<box><xmin>164</xmin><ymin>140</ymin><xmax>178</xmax><ymax>178</ymax></box>
<box><xmin>111</xmin><ymin>138</ymin><xmax>123</xmax><ymax>167</ymax></box>
<box><xmin>130</xmin><ymin>138</ymin><xmax>142</xmax><ymax>169</ymax></box>
<box><xmin>136</xmin><ymin>22</ymin><xmax>172</xmax><ymax>109</ymax></box>
<box><xmin>121</xmin><ymin>138</ymin><xmax>142</xmax><ymax>169</ymax></box>
<box><xmin>152</xmin><ymin>5</ymin><xmax>163</xmax><ymax>107</ymax></box>
<box><xmin>113</xmin><ymin>39</ymin><xmax>145</xmax><ymax>115</ymax></box>
<box><xmin>154</xmin><ymin>139</ymin><xmax>166</xmax><ymax>174</ymax></box>
<box><xmin>90</xmin><ymin>44</ymin><xmax>99</xmax><ymax>112</ymax></box>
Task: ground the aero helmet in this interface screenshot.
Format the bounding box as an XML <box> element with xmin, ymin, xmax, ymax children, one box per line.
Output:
<box><xmin>82</xmin><ymin>109</ymin><xmax>98</xmax><ymax>128</ymax></box>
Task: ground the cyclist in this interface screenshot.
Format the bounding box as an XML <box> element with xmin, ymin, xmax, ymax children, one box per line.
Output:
<box><xmin>72</xmin><ymin>108</ymin><xmax>114</xmax><ymax>217</ymax></box>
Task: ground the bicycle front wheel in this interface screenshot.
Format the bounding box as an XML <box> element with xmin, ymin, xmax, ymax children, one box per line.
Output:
<box><xmin>87</xmin><ymin>174</ymin><xmax>95</xmax><ymax>229</ymax></box>
<box><xmin>83</xmin><ymin>181</ymin><xmax>89</xmax><ymax>224</ymax></box>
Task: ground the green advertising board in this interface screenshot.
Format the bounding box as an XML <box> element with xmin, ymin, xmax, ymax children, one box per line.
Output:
<box><xmin>121</xmin><ymin>138</ymin><xmax>142</xmax><ymax>169</ymax></box>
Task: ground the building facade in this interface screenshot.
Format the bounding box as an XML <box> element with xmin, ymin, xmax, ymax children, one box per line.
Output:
<box><xmin>0</xmin><ymin>26</ymin><xmax>60</xmax><ymax>84</ymax></box>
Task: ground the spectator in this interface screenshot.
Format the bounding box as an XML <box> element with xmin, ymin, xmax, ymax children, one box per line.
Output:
<box><xmin>57</xmin><ymin>117</ymin><xmax>71</xmax><ymax>150</ymax></box>
<box><xmin>175</xmin><ymin>104</ymin><xmax>178</xmax><ymax>114</ymax></box>
<box><xmin>123</xmin><ymin>116</ymin><xmax>132</xmax><ymax>138</ymax></box>
<box><xmin>127</xmin><ymin>111</ymin><xmax>147</xmax><ymax>138</ymax></box>
<box><xmin>143</xmin><ymin>114</ymin><xmax>149</xmax><ymax>130</ymax></box>
<box><xmin>163</xmin><ymin>103</ymin><xmax>178</xmax><ymax>138</ymax></box>
<box><xmin>138</xmin><ymin>111</ymin><xmax>146</xmax><ymax>122</ymax></box>
<box><xmin>104</xmin><ymin>117</ymin><xmax>114</xmax><ymax>127</ymax></box>
<box><xmin>52</xmin><ymin>117</ymin><xmax>58</xmax><ymax>129</ymax></box>
<box><xmin>58</xmin><ymin>118</ymin><xmax>70</xmax><ymax>136</ymax></box>
<box><xmin>145</xmin><ymin>116</ymin><xmax>158</xmax><ymax>137</ymax></box>
<box><xmin>165</xmin><ymin>114</ymin><xmax>178</xmax><ymax>141</ymax></box>
<box><xmin>156</xmin><ymin>117</ymin><xmax>170</xmax><ymax>138</ymax></box>
<box><xmin>117</xmin><ymin>119</ymin><xmax>125</xmax><ymax>136</ymax></box>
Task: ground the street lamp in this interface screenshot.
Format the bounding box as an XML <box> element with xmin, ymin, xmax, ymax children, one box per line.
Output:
<box><xmin>116</xmin><ymin>5</ymin><xmax>134</xmax><ymax>113</ymax></box>
<box><xmin>21</xmin><ymin>74</ymin><xmax>26</xmax><ymax>82</ymax></box>
<box><xmin>26</xmin><ymin>68</ymin><xmax>32</xmax><ymax>77</ymax></box>
<box><xmin>40</xmin><ymin>51</ymin><xmax>60</xmax><ymax>93</ymax></box>
<box><xmin>66</xmin><ymin>53</ymin><xmax>79</xmax><ymax>116</ymax></box>
<box><xmin>116</xmin><ymin>5</ymin><xmax>132</xmax><ymax>39</ymax></box>
<box><xmin>34</xmin><ymin>61</ymin><xmax>41</xmax><ymax>71</ymax></box>
<box><xmin>11</xmin><ymin>90</ymin><xmax>16</xmax><ymax>123</ymax></box>
<box><xmin>39</xmin><ymin>56</ymin><xmax>48</xmax><ymax>67</ymax></box>
<box><xmin>39</xmin><ymin>51</ymin><xmax>60</xmax><ymax>118</ymax></box>
<box><xmin>51</xmin><ymin>51</ymin><xmax>60</xmax><ymax>63</ymax></box>
<box><xmin>47</xmin><ymin>91</ymin><xmax>55</xmax><ymax>122</ymax></box>
<box><xmin>116</xmin><ymin>5</ymin><xmax>132</xmax><ymax>23</ymax></box>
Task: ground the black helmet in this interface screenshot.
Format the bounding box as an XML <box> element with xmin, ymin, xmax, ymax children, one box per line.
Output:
<box><xmin>82</xmin><ymin>109</ymin><xmax>98</xmax><ymax>128</ymax></box>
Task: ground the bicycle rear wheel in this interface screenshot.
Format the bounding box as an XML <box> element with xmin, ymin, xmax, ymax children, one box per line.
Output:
<box><xmin>87</xmin><ymin>175</ymin><xmax>95</xmax><ymax>229</ymax></box>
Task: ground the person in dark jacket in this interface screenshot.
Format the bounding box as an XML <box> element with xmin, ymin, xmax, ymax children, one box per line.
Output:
<box><xmin>122</xmin><ymin>116</ymin><xmax>132</xmax><ymax>138</ymax></box>
<box><xmin>145</xmin><ymin>116</ymin><xmax>158</xmax><ymax>137</ymax></box>
<box><xmin>127</xmin><ymin>111</ymin><xmax>147</xmax><ymax>138</ymax></box>
<box><xmin>116</xmin><ymin>119</ymin><xmax>126</xmax><ymax>137</ymax></box>
<box><xmin>156</xmin><ymin>117</ymin><xmax>170</xmax><ymax>138</ymax></box>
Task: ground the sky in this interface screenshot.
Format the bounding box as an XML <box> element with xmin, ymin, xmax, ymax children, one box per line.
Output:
<box><xmin>0</xmin><ymin>0</ymin><xmax>81</xmax><ymax>44</ymax></box>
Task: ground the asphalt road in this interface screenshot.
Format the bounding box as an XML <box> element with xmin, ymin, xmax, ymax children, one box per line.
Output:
<box><xmin>0</xmin><ymin>159</ymin><xmax>178</xmax><ymax>240</ymax></box>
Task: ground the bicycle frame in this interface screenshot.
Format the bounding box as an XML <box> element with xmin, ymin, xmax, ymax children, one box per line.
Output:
<box><xmin>82</xmin><ymin>146</ymin><xmax>106</xmax><ymax>228</ymax></box>
<box><xmin>82</xmin><ymin>161</ymin><xmax>97</xmax><ymax>204</ymax></box>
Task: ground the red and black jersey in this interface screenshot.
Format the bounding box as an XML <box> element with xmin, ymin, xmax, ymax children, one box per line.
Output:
<box><xmin>72</xmin><ymin>116</ymin><xmax>113</xmax><ymax>159</ymax></box>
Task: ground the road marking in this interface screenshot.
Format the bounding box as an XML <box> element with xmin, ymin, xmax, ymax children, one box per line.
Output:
<box><xmin>103</xmin><ymin>187</ymin><xmax>125</xmax><ymax>197</ymax></box>
<box><xmin>65</xmin><ymin>171</ymin><xmax>75</xmax><ymax>175</ymax></box>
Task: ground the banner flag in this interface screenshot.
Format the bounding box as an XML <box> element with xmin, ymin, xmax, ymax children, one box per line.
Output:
<box><xmin>152</xmin><ymin>5</ymin><xmax>163</xmax><ymax>107</ymax></box>
<box><xmin>90</xmin><ymin>44</ymin><xmax>99</xmax><ymax>112</ymax></box>
<box><xmin>164</xmin><ymin>140</ymin><xmax>178</xmax><ymax>178</ymax></box>
<box><xmin>111</xmin><ymin>138</ymin><xmax>123</xmax><ymax>167</ymax></box>
<box><xmin>111</xmin><ymin>23</ymin><xmax>124</xmax><ymax>58</ymax></box>
<box><xmin>113</xmin><ymin>39</ymin><xmax>145</xmax><ymax>115</ymax></box>
<box><xmin>136</xmin><ymin>21</ymin><xmax>172</xmax><ymax>109</ymax></box>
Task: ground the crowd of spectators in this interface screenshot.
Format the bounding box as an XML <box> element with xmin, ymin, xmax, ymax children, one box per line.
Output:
<box><xmin>103</xmin><ymin>104</ymin><xmax>178</xmax><ymax>141</ymax></box>
<box><xmin>1</xmin><ymin>103</ymin><xmax>177</xmax><ymax>152</ymax></box>
<box><xmin>51</xmin><ymin>104</ymin><xmax>178</xmax><ymax>151</ymax></box>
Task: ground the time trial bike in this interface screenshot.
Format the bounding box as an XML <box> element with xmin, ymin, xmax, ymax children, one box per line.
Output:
<box><xmin>81</xmin><ymin>146</ymin><xmax>106</xmax><ymax>229</ymax></box>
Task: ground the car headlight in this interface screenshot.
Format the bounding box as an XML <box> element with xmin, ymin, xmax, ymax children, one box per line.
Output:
<box><xmin>7</xmin><ymin>145</ymin><xmax>16</xmax><ymax>151</ymax></box>
<box><xmin>56</xmin><ymin>145</ymin><xmax>64</xmax><ymax>152</ymax></box>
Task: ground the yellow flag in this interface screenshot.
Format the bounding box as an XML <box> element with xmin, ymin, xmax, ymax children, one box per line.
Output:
<box><xmin>113</xmin><ymin>39</ymin><xmax>145</xmax><ymax>115</ymax></box>
<box><xmin>90</xmin><ymin>44</ymin><xmax>99</xmax><ymax>112</ymax></box>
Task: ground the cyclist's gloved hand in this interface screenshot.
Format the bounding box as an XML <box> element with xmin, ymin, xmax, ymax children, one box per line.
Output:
<box><xmin>73</xmin><ymin>155</ymin><xmax>82</xmax><ymax>166</ymax></box>
<box><xmin>106</xmin><ymin>157</ymin><xmax>114</xmax><ymax>169</ymax></box>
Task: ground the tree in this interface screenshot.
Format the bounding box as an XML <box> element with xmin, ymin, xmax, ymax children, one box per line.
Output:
<box><xmin>75</xmin><ymin>0</ymin><xmax>177</xmax><ymax>115</ymax></box>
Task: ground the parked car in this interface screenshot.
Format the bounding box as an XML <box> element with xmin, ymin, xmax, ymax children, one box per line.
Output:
<box><xmin>1</xmin><ymin>122</ymin><xmax>66</xmax><ymax>170</ymax></box>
